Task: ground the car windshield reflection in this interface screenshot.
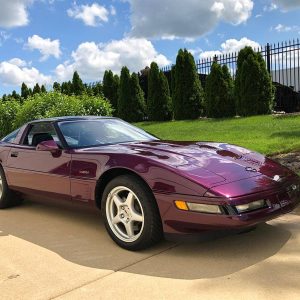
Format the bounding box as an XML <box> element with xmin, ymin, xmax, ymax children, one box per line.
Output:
<box><xmin>58</xmin><ymin>118</ymin><xmax>158</xmax><ymax>148</ymax></box>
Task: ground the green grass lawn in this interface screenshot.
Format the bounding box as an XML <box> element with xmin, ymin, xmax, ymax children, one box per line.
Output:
<box><xmin>136</xmin><ymin>115</ymin><xmax>300</xmax><ymax>155</ymax></box>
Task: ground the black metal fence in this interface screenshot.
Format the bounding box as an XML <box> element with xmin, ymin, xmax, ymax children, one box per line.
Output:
<box><xmin>162</xmin><ymin>39</ymin><xmax>300</xmax><ymax>92</ymax></box>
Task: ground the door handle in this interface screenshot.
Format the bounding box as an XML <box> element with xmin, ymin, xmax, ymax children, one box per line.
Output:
<box><xmin>11</xmin><ymin>151</ymin><xmax>19</xmax><ymax>158</ymax></box>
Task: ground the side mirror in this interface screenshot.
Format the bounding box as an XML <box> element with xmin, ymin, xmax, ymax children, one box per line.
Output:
<box><xmin>36</xmin><ymin>140</ymin><xmax>60</xmax><ymax>153</ymax></box>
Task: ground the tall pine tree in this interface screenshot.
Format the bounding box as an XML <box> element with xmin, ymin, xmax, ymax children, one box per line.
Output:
<box><xmin>72</xmin><ymin>71</ymin><xmax>84</xmax><ymax>95</ymax></box>
<box><xmin>147</xmin><ymin>62</ymin><xmax>172</xmax><ymax>121</ymax></box>
<box><xmin>205</xmin><ymin>62</ymin><xmax>235</xmax><ymax>118</ymax></box>
<box><xmin>118</xmin><ymin>67</ymin><xmax>146</xmax><ymax>122</ymax></box>
<box><xmin>235</xmin><ymin>46</ymin><xmax>274</xmax><ymax>116</ymax></box>
<box><xmin>130</xmin><ymin>72</ymin><xmax>146</xmax><ymax>122</ymax></box>
<box><xmin>53</xmin><ymin>82</ymin><xmax>61</xmax><ymax>92</ymax></box>
<box><xmin>173</xmin><ymin>49</ymin><xmax>204</xmax><ymax>120</ymax></box>
<box><xmin>118</xmin><ymin>67</ymin><xmax>132</xmax><ymax>120</ymax></box>
<box><xmin>21</xmin><ymin>82</ymin><xmax>30</xmax><ymax>99</ymax></box>
<box><xmin>103</xmin><ymin>70</ymin><xmax>119</xmax><ymax>111</ymax></box>
<box><xmin>33</xmin><ymin>83</ymin><xmax>41</xmax><ymax>94</ymax></box>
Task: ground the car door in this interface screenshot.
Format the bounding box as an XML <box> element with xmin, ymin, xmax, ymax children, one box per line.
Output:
<box><xmin>5</xmin><ymin>122</ymin><xmax>71</xmax><ymax>201</ymax></box>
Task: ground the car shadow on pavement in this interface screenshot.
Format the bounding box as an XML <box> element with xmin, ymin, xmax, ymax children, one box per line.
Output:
<box><xmin>0</xmin><ymin>199</ymin><xmax>291</xmax><ymax>280</ymax></box>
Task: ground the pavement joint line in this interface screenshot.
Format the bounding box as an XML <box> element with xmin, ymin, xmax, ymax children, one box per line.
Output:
<box><xmin>50</xmin><ymin>242</ymin><xmax>182</xmax><ymax>299</ymax></box>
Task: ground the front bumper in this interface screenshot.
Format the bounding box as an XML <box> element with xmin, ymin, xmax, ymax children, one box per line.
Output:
<box><xmin>155</xmin><ymin>178</ymin><xmax>300</xmax><ymax>235</ymax></box>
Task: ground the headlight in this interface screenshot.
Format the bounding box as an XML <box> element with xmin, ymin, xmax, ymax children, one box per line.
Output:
<box><xmin>174</xmin><ymin>200</ymin><xmax>222</xmax><ymax>214</ymax></box>
<box><xmin>235</xmin><ymin>200</ymin><xmax>266</xmax><ymax>213</ymax></box>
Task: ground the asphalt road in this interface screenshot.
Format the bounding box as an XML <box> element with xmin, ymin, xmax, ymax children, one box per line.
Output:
<box><xmin>0</xmin><ymin>200</ymin><xmax>300</xmax><ymax>300</ymax></box>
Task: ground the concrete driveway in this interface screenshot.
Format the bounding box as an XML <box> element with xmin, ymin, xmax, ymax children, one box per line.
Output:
<box><xmin>0</xmin><ymin>200</ymin><xmax>300</xmax><ymax>300</ymax></box>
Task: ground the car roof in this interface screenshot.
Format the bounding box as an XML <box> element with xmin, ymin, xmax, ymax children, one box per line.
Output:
<box><xmin>28</xmin><ymin>116</ymin><xmax>116</xmax><ymax>124</ymax></box>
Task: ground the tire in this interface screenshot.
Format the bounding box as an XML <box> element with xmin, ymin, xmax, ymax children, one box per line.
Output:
<box><xmin>0</xmin><ymin>165</ymin><xmax>22</xmax><ymax>209</ymax></box>
<box><xmin>238</xmin><ymin>226</ymin><xmax>257</xmax><ymax>234</ymax></box>
<box><xmin>101</xmin><ymin>174</ymin><xmax>163</xmax><ymax>250</ymax></box>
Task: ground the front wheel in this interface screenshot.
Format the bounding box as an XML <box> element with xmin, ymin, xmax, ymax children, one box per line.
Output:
<box><xmin>102</xmin><ymin>175</ymin><xmax>163</xmax><ymax>250</ymax></box>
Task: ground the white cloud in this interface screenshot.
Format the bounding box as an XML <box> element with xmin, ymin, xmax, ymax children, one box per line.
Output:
<box><xmin>8</xmin><ymin>58</ymin><xmax>27</xmax><ymax>67</ymax></box>
<box><xmin>26</xmin><ymin>34</ymin><xmax>61</xmax><ymax>61</ymax></box>
<box><xmin>263</xmin><ymin>3</ymin><xmax>278</xmax><ymax>11</ymax></box>
<box><xmin>0</xmin><ymin>0</ymin><xmax>32</xmax><ymax>28</ymax></box>
<box><xmin>199</xmin><ymin>50</ymin><xmax>223</xmax><ymax>60</ymax></box>
<box><xmin>0</xmin><ymin>31</ymin><xmax>11</xmax><ymax>46</ymax></box>
<box><xmin>55</xmin><ymin>38</ymin><xmax>170</xmax><ymax>81</ymax></box>
<box><xmin>110</xmin><ymin>5</ymin><xmax>116</xmax><ymax>16</ymax></box>
<box><xmin>197</xmin><ymin>37</ymin><xmax>260</xmax><ymax>60</ymax></box>
<box><xmin>127</xmin><ymin>0</ymin><xmax>254</xmax><ymax>39</ymax></box>
<box><xmin>0</xmin><ymin>59</ymin><xmax>51</xmax><ymax>87</ymax></box>
<box><xmin>274</xmin><ymin>0</ymin><xmax>300</xmax><ymax>10</ymax></box>
<box><xmin>274</xmin><ymin>24</ymin><xmax>292</xmax><ymax>32</ymax></box>
<box><xmin>274</xmin><ymin>24</ymin><xmax>300</xmax><ymax>33</ymax></box>
<box><xmin>67</xmin><ymin>3</ymin><xmax>110</xmax><ymax>26</ymax></box>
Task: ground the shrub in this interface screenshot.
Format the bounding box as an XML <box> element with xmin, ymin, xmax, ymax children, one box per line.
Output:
<box><xmin>205</xmin><ymin>62</ymin><xmax>235</xmax><ymax>118</ymax></box>
<box><xmin>0</xmin><ymin>100</ymin><xmax>21</xmax><ymax>137</ymax></box>
<box><xmin>173</xmin><ymin>49</ymin><xmax>204</xmax><ymax>120</ymax></box>
<box><xmin>118</xmin><ymin>67</ymin><xmax>146</xmax><ymax>122</ymax></box>
<box><xmin>235</xmin><ymin>46</ymin><xmax>274</xmax><ymax>116</ymax></box>
<box><xmin>147</xmin><ymin>62</ymin><xmax>172</xmax><ymax>121</ymax></box>
<box><xmin>14</xmin><ymin>92</ymin><xmax>113</xmax><ymax>128</ymax></box>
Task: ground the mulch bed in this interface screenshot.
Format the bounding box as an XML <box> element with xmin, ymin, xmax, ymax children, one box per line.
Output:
<box><xmin>270</xmin><ymin>152</ymin><xmax>300</xmax><ymax>174</ymax></box>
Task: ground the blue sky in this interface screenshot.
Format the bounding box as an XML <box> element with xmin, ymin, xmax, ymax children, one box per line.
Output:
<box><xmin>0</xmin><ymin>0</ymin><xmax>300</xmax><ymax>95</ymax></box>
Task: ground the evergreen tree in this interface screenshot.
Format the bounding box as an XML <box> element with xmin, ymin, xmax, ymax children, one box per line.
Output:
<box><xmin>84</xmin><ymin>83</ymin><xmax>94</xmax><ymax>96</ymax></box>
<box><xmin>147</xmin><ymin>62</ymin><xmax>172</xmax><ymax>121</ymax></box>
<box><xmin>173</xmin><ymin>49</ymin><xmax>204</xmax><ymax>120</ymax></box>
<box><xmin>61</xmin><ymin>81</ymin><xmax>73</xmax><ymax>95</ymax></box>
<box><xmin>130</xmin><ymin>72</ymin><xmax>146</xmax><ymax>122</ymax></box>
<box><xmin>21</xmin><ymin>82</ymin><xmax>30</xmax><ymax>99</ymax></box>
<box><xmin>235</xmin><ymin>46</ymin><xmax>274</xmax><ymax>116</ymax></box>
<box><xmin>53</xmin><ymin>82</ymin><xmax>61</xmax><ymax>92</ymax></box>
<box><xmin>103</xmin><ymin>70</ymin><xmax>119</xmax><ymax>110</ymax></box>
<box><xmin>112</xmin><ymin>74</ymin><xmax>120</xmax><ymax>109</ymax></box>
<box><xmin>205</xmin><ymin>62</ymin><xmax>235</xmax><ymax>118</ymax></box>
<box><xmin>33</xmin><ymin>83</ymin><xmax>41</xmax><ymax>94</ymax></box>
<box><xmin>118</xmin><ymin>67</ymin><xmax>131</xmax><ymax>120</ymax></box>
<box><xmin>11</xmin><ymin>90</ymin><xmax>21</xmax><ymax>101</ymax></box>
<box><xmin>118</xmin><ymin>67</ymin><xmax>146</xmax><ymax>122</ymax></box>
<box><xmin>41</xmin><ymin>85</ymin><xmax>46</xmax><ymax>93</ymax></box>
<box><xmin>72</xmin><ymin>71</ymin><xmax>84</xmax><ymax>95</ymax></box>
<box><xmin>92</xmin><ymin>82</ymin><xmax>102</xmax><ymax>96</ymax></box>
<box><xmin>170</xmin><ymin>65</ymin><xmax>176</xmax><ymax>97</ymax></box>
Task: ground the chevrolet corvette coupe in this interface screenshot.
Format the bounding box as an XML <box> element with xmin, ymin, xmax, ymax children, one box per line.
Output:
<box><xmin>0</xmin><ymin>116</ymin><xmax>299</xmax><ymax>250</ymax></box>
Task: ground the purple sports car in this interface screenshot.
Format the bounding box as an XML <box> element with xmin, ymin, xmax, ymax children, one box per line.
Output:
<box><xmin>0</xmin><ymin>116</ymin><xmax>299</xmax><ymax>250</ymax></box>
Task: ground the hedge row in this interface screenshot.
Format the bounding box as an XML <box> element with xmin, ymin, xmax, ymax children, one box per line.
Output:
<box><xmin>0</xmin><ymin>92</ymin><xmax>113</xmax><ymax>138</ymax></box>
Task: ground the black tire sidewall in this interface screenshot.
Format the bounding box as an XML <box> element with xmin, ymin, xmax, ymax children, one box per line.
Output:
<box><xmin>0</xmin><ymin>166</ymin><xmax>10</xmax><ymax>208</ymax></box>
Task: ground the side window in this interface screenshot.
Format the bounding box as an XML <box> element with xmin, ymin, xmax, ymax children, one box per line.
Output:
<box><xmin>23</xmin><ymin>123</ymin><xmax>60</xmax><ymax>147</ymax></box>
<box><xmin>1</xmin><ymin>128</ymin><xmax>20</xmax><ymax>143</ymax></box>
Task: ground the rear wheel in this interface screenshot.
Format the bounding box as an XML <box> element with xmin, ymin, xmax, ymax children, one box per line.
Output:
<box><xmin>0</xmin><ymin>166</ymin><xmax>22</xmax><ymax>209</ymax></box>
<box><xmin>102</xmin><ymin>175</ymin><xmax>163</xmax><ymax>250</ymax></box>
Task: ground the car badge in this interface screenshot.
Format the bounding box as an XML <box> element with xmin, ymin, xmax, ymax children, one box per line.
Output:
<box><xmin>291</xmin><ymin>184</ymin><xmax>298</xmax><ymax>191</ymax></box>
<box><xmin>245</xmin><ymin>167</ymin><xmax>257</xmax><ymax>172</ymax></box>
<box><xmin>273</xmin><ymin>175</ymin><xmax>281</xmax><ymax>182</ymax></box>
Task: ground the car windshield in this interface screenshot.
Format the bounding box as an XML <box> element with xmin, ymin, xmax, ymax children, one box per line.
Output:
<box><xmin>58</xmin><ymin>118</ymin><xmax>158</xmax><ymax>148</ymax></box>
<box><xmin>1</xmin><ymin>128</ymin><xmax>20</xmax><ymax>143</ymax></box>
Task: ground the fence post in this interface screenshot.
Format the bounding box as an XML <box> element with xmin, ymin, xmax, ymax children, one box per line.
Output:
<box><xmin>266</xmin><ymin>43</ymin><xmax>271</xmax><ymax>74</ymax></box>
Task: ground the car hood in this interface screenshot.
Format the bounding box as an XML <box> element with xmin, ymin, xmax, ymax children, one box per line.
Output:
<box><xmin>122</xmin><ymin>140</ymin><xmax>294</xmax><ymax>184</ymax></box>
<box><xmin>78</xmin><ymin>140</ymin><xmax>294</xmax><ymax>188</ymax></box>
